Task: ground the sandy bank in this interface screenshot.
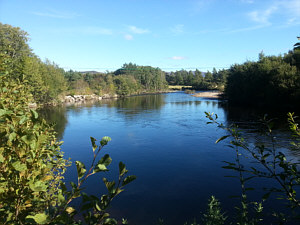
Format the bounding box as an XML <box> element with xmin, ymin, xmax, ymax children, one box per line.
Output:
<box><xmin>192</xmin><ymin>91</ymin><xmax>223</xmax><ymax>99</ymax></box>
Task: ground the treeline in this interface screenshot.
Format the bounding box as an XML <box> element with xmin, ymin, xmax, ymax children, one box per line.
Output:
<box><xmin>166</xmin><ymin>68</ymin><xmax>228</xmax><ymax>91</ymax></box>
<box><xmin>0</xmin><ymin>23</ymin><xmax>168</xmax><ymax>104</ymax></box>
<box><xmin>225</xmin><ymin>48</ymin><xmax>300</xmax><ymax>108</ymax></box>
<box><xmin>0</xmin><ymin>23</ymin><xmax>67</xmax><ymax>103</ymax></box>
<box><xmin>3</xmin><ymin>22</ymin><xmax>300</xmax><ymax>109</ymax></box>
<box><xmin>65</xmin><ymin>63</ymin><xmax>168</xmax><ymax>97</ymax></box>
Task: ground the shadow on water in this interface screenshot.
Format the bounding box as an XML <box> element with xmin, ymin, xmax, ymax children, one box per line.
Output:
<box><xmin>37</xmin><ymin>106</ymin><xmax>68</xmax><ymax>140</ymax></box>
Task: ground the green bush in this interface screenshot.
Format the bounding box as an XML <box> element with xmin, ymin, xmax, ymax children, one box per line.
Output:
<box><xmin>0</xmin><ymin>75</ymin><xmax>136</xmax><ymax>224</ymax></box>
<box><xmin>0</xmin><ymin>75</ymin><xmax>69</xmax><ymax>223</ymax></box>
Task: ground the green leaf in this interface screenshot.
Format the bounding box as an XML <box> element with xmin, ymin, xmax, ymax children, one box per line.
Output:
<box><xmin>99</xmin><ymin>154</ymin><xmax>112</xmax><ymax>167</ymax></box>
<box><xmin>0</xmin><ymin>109</ymin><xmax>7</xmax><ymax>117</ymax></box>
<box><xmin>216</xmin><ymin>135</ymin><xmax>230</xmax><ymax>143</ymax></box>
<box><xmin>65</xmin><ymin>207</ymin><xmax>76</xmax><ymax>214</ymax></box>
<box><xmin>60</xmin><ymin>182</ymin><xmax>67</xmax><ymax>193</ymax></box>
<box><xmin>94</xmin><ymin>163</ymin><xmax>108</xmax><ymax>173</ymax></box>
<box><xmin>122</xmin><ymin>175</ymin><xmax>136</xmax><ymax>186</ymax></box>
<box><xmin>29</xmin><ymin>180</ymin><xmax>48</xmax><ymax>192</ymax></box>
<box><xmin>12</xmin><ymin>161</ymin><xmax>27</xmax><ymax>171</ymax></box>
<box><xmin>103</xmin><ymin>178</ymin><xmax>115</xmax><ymax>193</ymax></box>
<box><xmin>30</xmin><ymin>109</ymin><xmax>38</xmax><ymax>119</ymax></box>
<box><xmin>19</xmin><ymin>115</ymin><xmax>27</xmax><ymax>124</ymax></box>
<box><xmin>100</xmin><ymin>136</ymin><xmax>111</xmax><ymax>146</ymax></box>
<box><xmin>103</xmin><ymin>218</ymin><xmax>118</xmax><ymax>225</ymax></box>
<box><xmin>0</xmin><ymin>154</ymin><xmax>4</xmax><ymax>163</ymax></box>
<box><xmin>75</xmin><ymin>161</ymin><xmax>86</xmax><ymax>179</ymax></box>
<box><xmin>119</xmin><ymin>162</ymin><xmax>128</xmax><ymax>176</ymax></box>
<box><xmin>95</xmin><ymin>202</ymin><xmax>102</xmax><ymax>212</ymax></box>
<box><xmin>0</xmin><ymin>109</ymin><xmax>12</xmax><ymax>117</ymax></box>
<box><xmin>26</xmin><ymin>213</ymin><xmax>48</xmax><ymax>224</ymax></box>
<box><xmin>8</xmin><ymin>132</ymin><xmax>17</xmax><ymax>142</ymax></box>
<box><xmin>90</xmin><ymin>137</ymin><xmax>97</xmax><ymax>152</ymax></box>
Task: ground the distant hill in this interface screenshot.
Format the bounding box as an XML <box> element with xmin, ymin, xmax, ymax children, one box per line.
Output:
<box><xmin>79</xmin><ymin>71</ymin><xmax>102</xmax><ymax>74</ymax></box>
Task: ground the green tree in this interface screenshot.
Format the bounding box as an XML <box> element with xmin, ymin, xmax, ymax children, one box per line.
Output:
<box><xmin>225</xmin><ymin>52</ymin><xmax>299</xmax><ymax>108</ymax></box>
<box><xmin>0</xmin><ymin>23</ymin><xmax>31</xmax><ymax>79</ymax></box>
<box><xmin>293</xmin><ymin>36</ymin><xmax>300</xmax><ymax>71</ymax></box>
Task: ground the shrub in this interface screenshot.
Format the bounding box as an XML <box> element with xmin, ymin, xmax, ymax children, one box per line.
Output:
<box><xmin>0</xmin><ymin>75</ymin><xmax>136</xmax><ymax>224</ymax></box>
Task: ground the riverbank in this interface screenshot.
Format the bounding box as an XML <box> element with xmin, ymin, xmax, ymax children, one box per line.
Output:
<box><xmin>34</xmin><ymin>90</ymin><xmax>180</xmax><ymax>107</ymax></box>
<box><xmin>192</xmin><ymin>91</ymin><xmax>223</xmax><ymax>99</ymax></box>
<box><xmin>62</xmin><ymin>90</ymin><xmax>175</xmax><ymax>105</ymax></box>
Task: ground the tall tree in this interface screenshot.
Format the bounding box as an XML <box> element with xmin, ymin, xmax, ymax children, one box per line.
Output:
<box><xmin>0</xmin><ymin>23</ymin><xmax>31</xmax><ymax>78</ymax></box>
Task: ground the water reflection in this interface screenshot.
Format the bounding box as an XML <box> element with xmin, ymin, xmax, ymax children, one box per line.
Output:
<box><xmin>39</xmin><ymin>92</ymin><xmax>300</xmax><ymax>225</ymax></box>
<box><xmin>38</xmin><ymin>106</ymin><xmax>68</xmax><ymax>140</ymax></box>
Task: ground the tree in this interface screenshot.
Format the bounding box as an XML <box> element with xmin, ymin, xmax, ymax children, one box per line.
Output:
<box><xmin>0</xmin><ymin>23</ymin><xmax>31</xmax><ymax>79</ymax></box>
<box><xmin>225</xmin><ymin>52</ymin><xmax>299</xmax><ymax>108</ymax></box>
<box><xmin>293</xmin><ymin>37</ymin><xmax>300</xmax><ymax>71</ymax></box>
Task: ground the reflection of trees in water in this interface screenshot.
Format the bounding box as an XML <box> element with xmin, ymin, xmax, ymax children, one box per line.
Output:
<box><xmin>170</xmin><ymin>100</ymin><xmax>221</xmax><ymax>108</ymax></box>
<box><xmin>105</xmin><ymin>94</ymin><xmax>166</xmax><ymax>116</ymax></box>
<box><xmin>219</xmin><ymin>103</ymin><xmax>300</xmax><ymax>160</ymax></box>
<box><xmin>38</xmin><ymin>106</ymin><xmax>68</xmax><ymax>140</ymax></box>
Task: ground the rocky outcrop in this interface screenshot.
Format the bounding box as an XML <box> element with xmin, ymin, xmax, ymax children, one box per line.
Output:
<box><xmin>64</xmin><ymin>94</ymin><xmax>118</xmax><ymax>104</ymax></box>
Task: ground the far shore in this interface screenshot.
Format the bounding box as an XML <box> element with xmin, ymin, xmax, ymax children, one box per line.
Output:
<box><xmin>192</xmin><ymin>91</ymin><xmax>223</xmax><ymax>99</ymax></box>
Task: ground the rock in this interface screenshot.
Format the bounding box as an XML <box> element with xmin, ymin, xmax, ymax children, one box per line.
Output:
<box><xmin>28</xmin><ymin>103</ymin><xmax>37</xmax><ymax>108</ymax></box>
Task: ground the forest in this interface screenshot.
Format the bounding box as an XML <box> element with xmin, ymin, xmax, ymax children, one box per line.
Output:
<box><xmin>0</xmin><ymin>23</ymin><xmax>168</xmax><ymax>105</ymax></box>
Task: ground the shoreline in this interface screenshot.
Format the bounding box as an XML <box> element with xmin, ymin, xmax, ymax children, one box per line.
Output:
<box><xmin>35</xmin><ymin>90</ymin><xmax>221</xmax><ymax>108</ymax></box>
<box><xmin>38</xmin><ymin>90</ymin><xmax>175</xmax><ymax>107</ymax></box>
<box><xmin>191</xmin><ymin>91</ymin><xmax>223</xmax><ymax>99</ymax></box>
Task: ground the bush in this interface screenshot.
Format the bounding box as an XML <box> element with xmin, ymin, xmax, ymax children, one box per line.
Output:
<box><xmin>0</xmin><ymin>75</ymin><xmax>69</xmax><ymax>223</ymax></box>
<box><xmin>0</xmin><ymin>75</ymin><xmax>136</xmax><ymax>224</ymax></box>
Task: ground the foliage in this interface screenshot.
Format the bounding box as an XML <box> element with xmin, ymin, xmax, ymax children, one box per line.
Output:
<box><xmin>0</xmin><ymin>75</ymin><xmax>136</xmax><ymax>224</ymax></box>
<box><xmin>114</xmin><ymin>63</ymin><xmax>168</xmax><ymax>92</ymax></box>
<box><xmin>0</xmin><ymin>23</ymin><xmax>31</xmax><ymax>78</ymax></box>
<box><xmin>293</xmin><ymin>37</ymin><xmax>300</xmax><ymax>71</ymax></box>
<box><xmin>225</xmin><ymin>42</ymin><xmax>300</xmax><ymax>108</ymax></box>
<box><xmin>205</xmin><ymin>112</ymin><xmax>300</xmax><ymax>224</ymax></box>
<box><xmin>201</xmin><ymin>196</ymin><xmax>227</xmax><ymax>225</ymax></box>
<box><xmin>166</xmin><ymin>68</ymin><xmax>227</xmax><ymax>91</ymax></box>
<box><xmin>63</xmin><ymin>63</ymin><xmax>168</xmax><ymax>97</ymax></box>
<box><xmin>0</xmin><ymin>75</ymin><xmax>69</xmax><ymax>223</ymax></box>
<box><xmin>0</xmin><ymin>23</ymin><xmax>67</xmax><ymax>103</ymax></box>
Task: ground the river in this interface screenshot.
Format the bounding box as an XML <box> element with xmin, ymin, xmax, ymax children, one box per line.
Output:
<box><xmin>39</xmin><ymin>92</ymin><xmax>300</xmax><ymax>225</ymax></box>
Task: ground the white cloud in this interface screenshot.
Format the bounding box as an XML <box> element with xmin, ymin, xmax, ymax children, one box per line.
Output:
<box><xmin>128</xmin><ymin>26</ymin><xmax>149</xmax><ymax>34</ymax></box>
<box><xmin>283</xmin><ymin>0</ymin><xmax>300</xmax><ymax>21</ymax></box>
<box><xmin>247</xmin><ymin>0</ymin><xmax>300</xmax><ymax>27</ymax></box>
<box><xmin>124</xmin><ymin>34</ymin><xmax>133</xmax><ymax>40</ymax></box>
<box><xmin>169</xmin><ymin>56</ymin><xmax>186</xmax><ymax>60</ymax></box>
<box><xmin>248</xmin><ymin>5</ymin><xmax>277</xmax><ymax>25</ymax></box>
<box><xmin>170</xmin><ymin>24</ymin><xmax>184</xmax><ymax>34</ymax></box>
<box><xmin>32</xmin><ymin>9</ymin><xmax>79</xmax><ymax>19</ymax></box>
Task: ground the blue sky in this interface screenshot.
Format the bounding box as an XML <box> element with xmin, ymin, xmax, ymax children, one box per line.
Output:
<box><xmin>0</xmin><ymin>0</ymin><xmax>299</xmax><ymax>72</ymax></box>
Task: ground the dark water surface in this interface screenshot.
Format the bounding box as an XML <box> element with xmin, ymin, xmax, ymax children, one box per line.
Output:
<box><xmin>40</xmin><ymin>92</ymin><xmax>299</xmax><ymax>225</ymax></box>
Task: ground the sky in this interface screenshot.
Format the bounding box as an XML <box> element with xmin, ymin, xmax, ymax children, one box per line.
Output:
<box><xmin>0</xmin><ymin>0</ymin><xmax>299</xmax><ymax>72</ymax></box>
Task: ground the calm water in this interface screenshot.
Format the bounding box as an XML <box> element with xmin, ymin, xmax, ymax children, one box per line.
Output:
<box><xmin>40</xmin><ymin>92</ymin><xmax>299</xmax><ymax>225</ymax></box>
